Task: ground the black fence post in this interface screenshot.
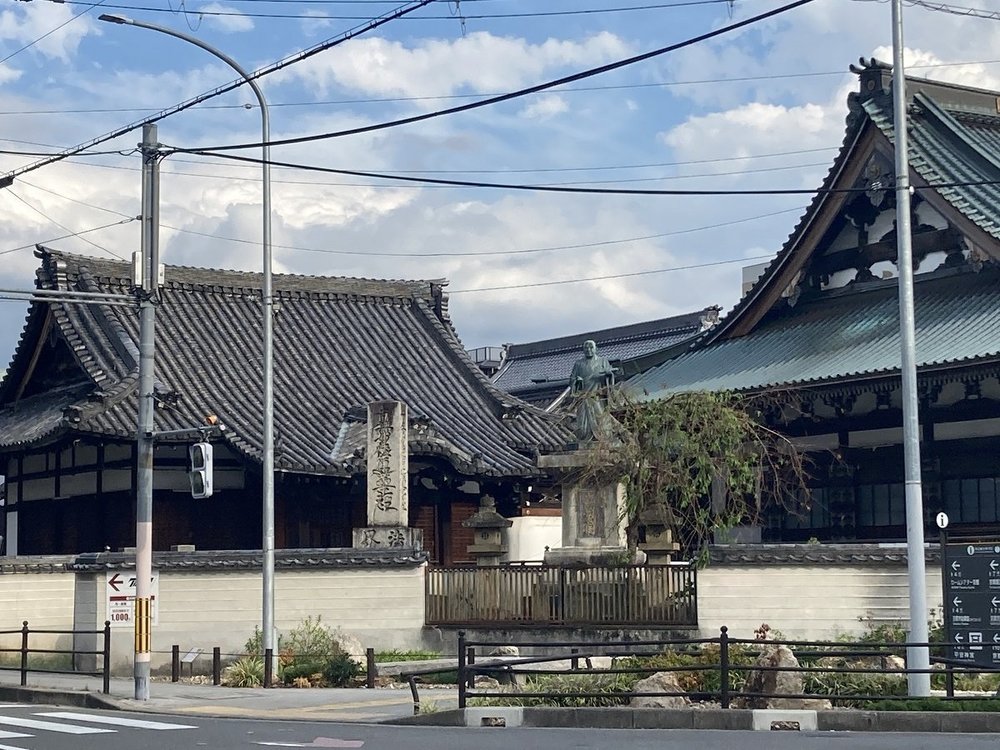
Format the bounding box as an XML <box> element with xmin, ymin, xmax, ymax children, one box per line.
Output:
<box><xmin>19</xmin><ymin>621</ymin><xmax>28</xmax><ymax>687</ymax></box>
<box><xmin>719</xmin><ymin>626</ymin><xmax>730</xmax><ymax>709</ymax></box>
<box><xmin>366</xmin><ymin>647</ymin><xmax>376</xmax><ymax>689</ymax></box>
<box><xmin>102</xmin><ymin>622</ymin><xmax>111</xmax><ymax>694</ymax></box>
<box><xmin>571</xmin><ymin>647</ymin><xmax>579</xmax><ymax>671</ymax></box>
<box><xmin>171</xmin><ymin>645</ymin><xmax>180</xmax><ymax>682</ymax></box>
<box><xmin>457</xmin><ymin>631</ymin><xmax>467</xmax><ymax>709</ymax></box>
<box><xmin>264</xmin><ymin>648</ymin><xmax>273</xmax><ymax>688</ymax></box>
<box><xmin>466</xmin><ymin>646</ymin><xmax>476</xmax><ymax>689</ymax></box>
<box><xmin>212</xmin><ymin>647</ymin><xmax>221</xmax><ymax>686</ymax></box>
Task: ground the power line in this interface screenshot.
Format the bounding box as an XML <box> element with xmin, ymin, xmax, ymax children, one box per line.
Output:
<box><xmin>450</xmin><ymin>254</ymin><xmax>776</xmax><ymax>293</ymax></box>
<box><xmin>0</xmin><ymin>0</ymin><xmax>113</xmax><ymax>65</ymax></box>
<box><xmin>2</xmin><ymin>190</ymin><xmax>128</xmax><ymax>259</ymax></box>
<box><xmin>14</xmin><ymin>176</ymin><xmax>808</xmax><ymax>258</ymax></box>
<box><xmin>173</xmin><ymin>149</ymin><xmax>889</xmax><ymax>195</ymax></box>
<box><xmin>4</xmin><ymin>59</ymin><xmax>999</xmax><ymax>117</ymax></box>
<box><xmin>3</xmin><ymin>0</ymin><xmax>437</xmax><ymax>182</ymax></box>
<box><xmin>0</xmin><ymin>217</ymin><xmax>138</xmax><ymax>256</ymax></box>
<box><xmin>52</xmin><ymin>0</ymin><xmax>736</xmax><ymax>20</ymax></box>
<box><xmin>172</xmin><ymin>0</ymin><xmax>820</xmax><ymax>154</ymax></box>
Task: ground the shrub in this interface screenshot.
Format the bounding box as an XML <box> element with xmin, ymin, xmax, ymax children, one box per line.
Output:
<box><xmin>473</xmin><ymin>672</ymin><xmax>635</xmax><ymax>707</ymax></box>
<box><xmin>222</xmin><ymin>656</ymin><xmax>264</xmax><ymax>688</ymax></box>
<box><xmin>275</xmin><ymin>616</ymin><xmax>361</xmax><ymax>688</ymax></box>
<box><xmin>323</xmin><ymin>653</ymin><xmax>361</xmax><ymax>687</ymax></box>
<box><xmin>376</xmin><ymin>649</ymin><xmax>440</xmax><ymax>662</ymax></box>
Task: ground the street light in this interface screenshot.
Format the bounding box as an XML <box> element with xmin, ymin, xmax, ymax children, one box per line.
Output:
<box><xmin>98</xmin><ymin>13</ymin><xmax>277</xmax><ymax>697</ymax></box>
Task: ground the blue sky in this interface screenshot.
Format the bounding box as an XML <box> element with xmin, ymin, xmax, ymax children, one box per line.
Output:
<box><xmin>0</xmin><ymin>0</ymin><xmax>997</xmax><ymax>374</ymax></box>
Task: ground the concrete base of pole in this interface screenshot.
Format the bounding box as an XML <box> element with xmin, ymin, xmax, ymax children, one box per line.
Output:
<box><xmin>134</xmin><ymin>664</ymin><xmax>150</xmax><ymax>701</ymax></box>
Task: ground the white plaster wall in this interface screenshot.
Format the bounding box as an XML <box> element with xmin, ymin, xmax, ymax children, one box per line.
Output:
<box><xmin>505</xmin><ymin>517</ymin><xmax>561</xmax><ymax>562</ymax></box>
<box><xmin>0</xmin><ymin>569</ymin><xmax>76</xmax><ymax>652</ymax></box>
<box><xmin>103</xmin><ymin>565</ymin><xmax>428</xmax><ymax>673</ymax></box>
<box><xmin>697</xmin><ymin>564</ymin><xmax>943</xmax><ymax>641</ymax></box>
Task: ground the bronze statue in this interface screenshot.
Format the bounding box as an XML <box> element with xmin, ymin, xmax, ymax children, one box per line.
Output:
<box><xmin>569</xmin><ymin>339</ymin><xmax>615</xmax><ymax>442</ymax></box>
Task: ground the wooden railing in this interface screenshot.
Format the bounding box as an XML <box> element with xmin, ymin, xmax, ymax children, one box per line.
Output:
<box><xmin>426</xmin><ymin>564</ymin><xmax>697</xmax><ymax>627</ymax></box>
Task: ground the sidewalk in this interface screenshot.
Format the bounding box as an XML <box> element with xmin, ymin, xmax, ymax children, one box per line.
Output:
<box><xmin>0</xmin><ymin>669</ymin><xmax>458</xmax><ymax>723</ymax></box>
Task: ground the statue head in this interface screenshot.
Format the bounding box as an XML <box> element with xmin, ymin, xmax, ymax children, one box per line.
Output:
<box><xmin>582</xmin><ymin>339</ymin><xmax>597</xmax><ymax>359</ymax></box>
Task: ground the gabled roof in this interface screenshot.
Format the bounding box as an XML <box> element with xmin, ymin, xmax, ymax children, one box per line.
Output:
<box><xmin>629</xmin><ymin>266</ymin><xmax>1000</xmax><ymax>395</ymax></box>
<box><xmin>0</xmin><ymin>249</ymin><xmax>570</xmax><ymax>476</ymax></box>
<box><xmin>492</xmin><ymin>307</ymin><xmax>719</xmax><ymax>399</ymax></box>
<box><xmin>632</xmin><ymin>60</ymin><xmax>1000</xmax><ymax>398</ymax></box>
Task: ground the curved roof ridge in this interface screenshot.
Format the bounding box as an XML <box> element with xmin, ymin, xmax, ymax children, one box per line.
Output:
<box><xmin>912</xmin><ymin>92</ymin><xmax>1000</xmax><ymax>179</ymax></box>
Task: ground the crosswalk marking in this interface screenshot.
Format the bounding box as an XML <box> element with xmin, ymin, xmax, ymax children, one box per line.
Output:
<box><xmin>36</xmin><ymin>712</ymin><xmax>197</xmax><ymax>730</ymax></box>
<box><xmin>0</xmin><ymin>731</ymin><xmax>31</xmax><ymax>740</ymax></box>
<box><xmin>0</xmin><ymin>743</ymin><xmax>30</xmax><ymax>750</ymax></box>
<box><xmin>0</xmin><ymin>716</ymin><xmax>113</xmax><ymax>735</ymax></box>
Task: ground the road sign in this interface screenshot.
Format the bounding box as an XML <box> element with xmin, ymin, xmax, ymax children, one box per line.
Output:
<box><xmin>942</xmin><ymin>542</ymin><xmax>1000</xmax><ymax>668</ymax></box>
<box><xmin>106</xmin><ymin>571</ymin><xmax>160</xmax><ymax>629</ymax></box>
<box><xmin>936</xmin><ymin>512</ymin><xmax>949</xmax><ymax>529</ymax></box>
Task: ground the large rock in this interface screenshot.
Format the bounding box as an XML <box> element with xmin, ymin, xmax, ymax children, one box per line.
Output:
<box><xmin>738</xmin><ymin>644</ymin><xmax>830</xmax><ymax>709</ymax></box>
<box><xmin>630</xmin><ymin>671</ymin><xmax>690</xmax><ymax>708</ymax></box>
<box><xmin>331</xmin><ymin>629</ymin><xmax>366</xmax><ymax>663</ymax></box>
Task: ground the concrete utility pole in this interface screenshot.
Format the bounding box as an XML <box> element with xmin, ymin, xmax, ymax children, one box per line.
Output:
<box><xmin>134</xmin><ymin>122</ymin><xmax>161</xmax><ymax>702</ymax></box>
<box><xmin>890</xmin><ymin>0</ymin><xmax>931</xmax><ymax>696</ymax></box>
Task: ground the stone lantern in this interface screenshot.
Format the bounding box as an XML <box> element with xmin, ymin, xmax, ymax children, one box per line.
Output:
<box><xmin>463</xmin><ymin>495</ymin><xmax>512</xmax><ymax>566</ymax></box>
<box><xmin>638</xmin><ymin>501</ymin><xmax>680</xmax><ymax>564</ymax></box>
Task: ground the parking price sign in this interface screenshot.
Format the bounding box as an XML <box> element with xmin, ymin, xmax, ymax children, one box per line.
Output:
<box><xmin>105</xmin><ymin>571</ymin><xmax>160</xmax><ymax>629</ymax></box>
<box><xmin>943</xmin><ymin>543</ymin><xmax>1000</xmax><ymax>668</ymax></box>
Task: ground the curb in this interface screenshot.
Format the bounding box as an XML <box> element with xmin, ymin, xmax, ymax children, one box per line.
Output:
<box><xmin>0</xmin><ymin>685</ymin><xmax>120</xmax><ymax>711</ymax></box>
<box><xmin>388</xmin><ymin>706</ymin><xmax>1000</xmax><ymax>732</ymax></box>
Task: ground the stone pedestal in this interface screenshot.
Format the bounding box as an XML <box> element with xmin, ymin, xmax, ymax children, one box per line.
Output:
<box><xmin>537</xmin><ymin>450</ymin><xmax>643</xmax><ymax>566</ymax></box>
<box><xmin>638</xmin><ymin>502</ymin><xmax>681</xmax><ymax>564</ymax></box>
<box><xmin>353</xmin><ymin>400</ymin><xmax>421</xmax><ymax>550</ymax></box>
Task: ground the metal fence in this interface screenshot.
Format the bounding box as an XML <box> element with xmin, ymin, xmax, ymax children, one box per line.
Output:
<box><xmin>426</xmin><ymin>564</ymin><xmax>697</xmax><ymax>627</ymax></box>
<box><xmin>443</xmin><ymin>628</ymin><xmax>1000</xmax><ymax>711</ymax></box>
<box><xmin>0</xmin><ymin>620</ymin><xmax>111</xmax><ymax>694</ymax></box>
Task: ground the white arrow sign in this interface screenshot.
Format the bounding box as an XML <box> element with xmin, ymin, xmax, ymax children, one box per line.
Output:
<box><xmin>993</xmin><ymin>634</ymin><xmax>1000</xmax><ymax>644</ymax></box>
<box><xmin>952</xmin><ymin>561</ymin><xmax>961</xmax><ymax>572</ymax></box>
<box><xmin>953</xmin><ymin>597</ymin><xmax>962</xmax><ymax>608</ymax></box>
<box><xmin>991</xmin><ymin>560</ymin><xmax>998</xmax><ymax>572</ymax></box>
<box><xmin>955</xmin><ymin>633</ymin><xmax>965</xmax><ymax>643</ymax></box>
<box><xmin>992</xmin><ymin>597</ymin><xmax>1000</xmax><ymax>607</ymax></box>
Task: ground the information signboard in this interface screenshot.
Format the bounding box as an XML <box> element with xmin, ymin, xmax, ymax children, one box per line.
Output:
<box><xmin>943</xmin><ymin>542</ymin><xmax>1000</xmax><ymax>668</ymax></box>
<box><xmin>105</xmin><ymin>571</ymin><xmax>160</xmax><ymax>629</ymax></box>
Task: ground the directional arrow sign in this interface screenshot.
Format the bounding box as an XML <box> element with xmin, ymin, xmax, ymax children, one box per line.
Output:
<box><xmin>955</xmin><ymin>633</ymin><xmax>965</xmax><ymax>643</ymax></box>
<box><xmin>992</xmin><ymin>597</ymin><xmax>1000</xmax><ymax>607</ymax></box>
<box><xmin>953</xmin><ymin>597</ymin><xmax>962</xmax><ymax>608</ymax></box>
<box><xmin>994</xmin><ymin>634</ymin><xmax>1000</xmax><ymax>644</ymax></box>
<box><xmin>952</xmin><ymin>561</ymin><xmax>961</xmax><ymax>571</ymax></box>
<box><xmin>992</xmin><ymin>560</ymin><xmax>998</xmax><ymax>572</ymax></box>
<box><xmin>107</xmin><ymin>574</ymin><xmax>123</xmax><ymax>592</ymax></box>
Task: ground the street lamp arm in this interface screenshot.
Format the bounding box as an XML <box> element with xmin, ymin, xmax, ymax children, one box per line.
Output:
<box><xmin>99</xmin><ymin>13</ymin><xmax>277</xmax><ymax>697</ymax></box>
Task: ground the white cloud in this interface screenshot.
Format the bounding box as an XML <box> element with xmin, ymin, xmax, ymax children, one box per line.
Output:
<box><xmin>275</xmin><ymin>31</ymin><xmax>631</xmax><ymax>98</ymax></box>
<box><xmin>519</xmin><ymin>94</ymin><xmax>568</xmax><ymax>120</ymax></box>
<box><xmin>0</xmin><ymin>3</ymin><xmax>96</xmax><ymax>64</ymax></box>
<box><xmin>197</xmin><ymin>3</ymin><xmax>255</xmax><ymax>33</ymax></box>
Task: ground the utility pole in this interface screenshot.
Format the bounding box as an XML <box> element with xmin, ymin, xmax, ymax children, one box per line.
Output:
<box><xmin>890</xmin><ymin>0</ymin><xmax>930</xmax><ymax>696</ymax></box>
<box><xmin>134</xmin><ymin>123</ymin><xmax>161</xmax><ymax>702</ymax></box>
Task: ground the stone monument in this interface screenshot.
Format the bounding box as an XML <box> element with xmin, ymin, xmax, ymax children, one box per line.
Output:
<box><xmin>540</xmin><ymin>341</ymin><xmax>644</xmax><ymax>566</ymax></box>
<box><xmin>463</xmin><ymin>495</ymin><xmax>512</xmax><ymax>566</ymax></box>
<box><xmin>352</xmin><ymin>400</ymin><xmax>422</xmax><ymax>550</ymax></box>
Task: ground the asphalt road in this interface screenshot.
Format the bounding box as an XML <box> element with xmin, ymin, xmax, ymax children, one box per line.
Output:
<box><xmin>3</xmin><ymin>704</ymin><xmax>1000</xmax><ymax>750</ymax></box>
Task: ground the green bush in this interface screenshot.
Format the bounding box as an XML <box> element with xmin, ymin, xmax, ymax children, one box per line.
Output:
<box><xmin>473</xmin><ymin>672</ymin><xmax>635</xmax><ymax>707</ymax></box>
<box><xmin>618</xmin><ymin>644</ymin><xmax>760</xmax><ymax>696</ymax></box>
<box><xmin>323</xmin><ymin>652</ymin><xmax>361</xmax><ymax>687</ymax></box>
<box><xmin>222</xmin><ymin>656</ymin><xmax>264</xmax><ymax>687</ymax></box>
<box><xmin>376</xmin><ymin>649</ymin><xmax>440</xmax><ymax>662</ymax></box>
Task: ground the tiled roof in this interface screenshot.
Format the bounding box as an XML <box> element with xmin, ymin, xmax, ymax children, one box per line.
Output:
<box><xmin>493</xmin><ymin>309</ymin><xmax>716</xmax><ymax>396</ymax></box>
<box><xmin>709</xmin><ymin>543</ymin><xmax>940</xmax><ymax>566</ymax></box>
<box><xmin>68</xmin><ymin>549</ymin><xmax>427</xmax><ymax>571</ymax></box>
<box><xmin>629</xmin><ymin>267</ymin><xmax>1000</xmax><ymax>396</ymax></box>
<box><xmin>0</xmin><ymin>249</ymin><xmax>571</xmax><ymax>476</ymax></box>
<box><xmin>632</xmin><ymin>67</ymin><xmax>1000</xmax><ymax>397</ymax></box>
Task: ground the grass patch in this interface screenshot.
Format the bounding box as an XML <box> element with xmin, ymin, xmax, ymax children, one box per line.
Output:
<box><xmin>375</xmin><ymin>649</ymin><xmax>440</xmax><ymax>662</ymax></box>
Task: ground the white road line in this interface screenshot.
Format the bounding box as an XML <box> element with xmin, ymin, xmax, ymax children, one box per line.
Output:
<box><xmin>36</xmin><ymin>712</ymin><xmax>197</xmax><ymax>730</ymax></box>
<box><xmin>0</xmin><ymin>743</ymin><xmax>31</xmax><ymax>750</ymax></box>
<box><xmin>0</xmin><ymin>731</ymin><xmax>31</xmax><ymax>740</ymax></box>
<box><xmin>0</xmin><ymin>716</ymin><xmax>113</xmax><ymax>735</ymax></box>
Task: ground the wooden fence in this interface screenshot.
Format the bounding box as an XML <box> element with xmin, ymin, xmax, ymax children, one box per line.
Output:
<box><xmin>425</xmin><ymin>564</ymin><xmax>697</xmax><ymax>627</ymax></box>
